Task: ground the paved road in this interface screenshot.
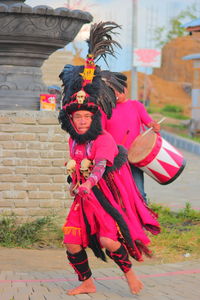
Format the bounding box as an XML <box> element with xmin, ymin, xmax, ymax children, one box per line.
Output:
<box><xmin>0</xmin><ymin>149</ymin><xmax>199</xmax><ymax>300</ymax></box>
<box><xmin>145</xmin><ymin>149</ymin><xmax>200</xmax><ymax>210</ymax></box>
<box><xmin>0</xmin><ymin>259</ymin><xmax>199</xmax><ymax>300</ymax></box>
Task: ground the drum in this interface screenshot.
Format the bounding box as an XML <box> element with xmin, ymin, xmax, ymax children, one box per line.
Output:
<box><xmin>128</xmin><ymin>131</ymin><xmax>186</xmax><ymax>185</ymax></box>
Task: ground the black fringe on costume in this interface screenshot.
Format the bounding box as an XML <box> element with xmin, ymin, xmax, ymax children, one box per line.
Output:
<box><xmin>58</xmin><ymin>109</ymin><xmax>102</xmax><ymax>144</ymax></box>
<box><xmin>91</xmin><ymin>186</ymin><xmax>153</xmax><ymax>261</ymax></box>
<box><xmin>104</xmin><ymin>145</ymin><xmax>128</xmax><ymax>176</ymax></box>
<box><xmin>80</xmin><ymin>199</ymin><xmax>107</xmax><ymax>262</ymax></box>
<box><xmin>92</xmin><ymin>185</ymin><xmax>134</xmax><ymax>249</ymax></box>
<box><xmin>135</xmin><ymin>240</ymin><xmax>152</xmax><ymax>258</ymax></box>
<box><xmin>103</xmin><ymin>145</ymin><xmax>128</xmax><ymax>209</ymax></box>
<box><xmin>87</xmin><ymin>233</ymin><xmax>107</xmax><ymax>262</ymax></box>
<box><xmin>143</xmin><ymin>223</ymin><xmax>161</xmax><ymax>235</ymax></box>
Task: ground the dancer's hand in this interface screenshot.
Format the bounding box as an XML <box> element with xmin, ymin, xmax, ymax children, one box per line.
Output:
<box><xmin>69</xmin><ymin>183</ymin><xmax>77</xmax><ymax>196</ymax></box>
<box><xmin>77</xmin><ymin>180</ymin><xmax>92</xmax><ymax>196</ymax></box>
<box><xmin>148</xmin><ymin>120</ymin><xmax>160</xmax><ymax>133</ymax></box>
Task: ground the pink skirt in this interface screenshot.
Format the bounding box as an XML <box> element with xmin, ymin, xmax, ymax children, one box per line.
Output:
<box><xmin>63</xmin><ymin>194</ymin><xmax>118</xmax><ymax>246</ymax></box>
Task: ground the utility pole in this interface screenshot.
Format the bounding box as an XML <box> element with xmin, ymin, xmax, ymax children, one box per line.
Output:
<box><xmin>131</xmin><ymin>0</ymin><xmax>138</xmax><ymax>99</ymax></box>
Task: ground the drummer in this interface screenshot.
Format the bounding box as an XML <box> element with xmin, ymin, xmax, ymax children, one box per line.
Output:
<box><xmin>103</xmin><ymin>79</ymin><xmax>160</xmax><ymax>204</ymax></box>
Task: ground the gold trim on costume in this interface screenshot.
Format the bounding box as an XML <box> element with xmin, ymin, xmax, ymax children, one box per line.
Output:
<box><xmin>63</xmin><ymin>226</ymin><xmax>81</xmax><ymax>236</ymax></box>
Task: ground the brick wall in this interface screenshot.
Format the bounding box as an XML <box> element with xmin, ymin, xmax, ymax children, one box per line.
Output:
<box><xmin>0</xmin><ymin>111</ymin><xmax>72</xmax><ymax>222</ymax></box>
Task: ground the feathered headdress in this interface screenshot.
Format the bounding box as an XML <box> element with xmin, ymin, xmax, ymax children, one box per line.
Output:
<box><xmin>58</xmin><ymin>21</ymin><xmax>127</xmax><ymax>143</ymax></box>
<box><xmin>59</xmin><ymin>21</ymin><xmax>127</xmax><ymax>116</ymax></box>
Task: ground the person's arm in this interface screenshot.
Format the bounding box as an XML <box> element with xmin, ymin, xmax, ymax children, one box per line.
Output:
<box><xmin>135</xmin><ymin>101</ymin><xmax>160</xmax><ymax>133</ymax></box>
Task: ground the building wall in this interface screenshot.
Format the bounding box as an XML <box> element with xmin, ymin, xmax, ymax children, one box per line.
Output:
<box><xmin>42</xmin><ymin>50</ymin><xmax>73</xmax><ymax>87</ymax></box>
<box><xmin>0</xmin><ymin>111</ymin><xmax>72</xmax><ymax>222</ymax></box>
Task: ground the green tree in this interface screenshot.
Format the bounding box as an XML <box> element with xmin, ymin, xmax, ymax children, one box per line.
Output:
<box><xmin>154</xmin><ymin>4</ymin><xmax>199</xmax><ymax>48</ymax></box>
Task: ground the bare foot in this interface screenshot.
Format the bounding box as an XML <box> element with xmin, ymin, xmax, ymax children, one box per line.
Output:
<box><xmin>124</xmin><ymin>269</ymin><xmax>144</xmax><ymax>294</ymax></box>
<box><xmin>67</xmin><ymin>277</ymin><xmax>96</xmax><ymax>295</ymax></box>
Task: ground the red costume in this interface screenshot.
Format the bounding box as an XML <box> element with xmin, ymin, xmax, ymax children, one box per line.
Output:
<box><xmin>58</xmin><ymin>22</ymin><xmax>161</xmax><ymax>292</ymax></box>
<box><xmin>63</xmin><ymin>130</ymin><xmax>160</xmax><ymax>261</ymax></box>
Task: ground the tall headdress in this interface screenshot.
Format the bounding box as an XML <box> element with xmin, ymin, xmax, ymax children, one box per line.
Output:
<box><xmin>58</xmin><ymin>21</ymin><xmax>127</xmax><ymax>143</ymax></box>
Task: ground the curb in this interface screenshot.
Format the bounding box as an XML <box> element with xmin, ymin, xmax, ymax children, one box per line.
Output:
<box><xmin>161</xmin><ymin>130</ymin><xmax>200</xmax><ymax>156</ymax></box>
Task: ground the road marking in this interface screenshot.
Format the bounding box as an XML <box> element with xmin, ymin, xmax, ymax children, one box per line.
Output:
<box><xmin>0</xmin><ymin>269</ymin><xmax>199</xmax><ymax>283</ymax></box>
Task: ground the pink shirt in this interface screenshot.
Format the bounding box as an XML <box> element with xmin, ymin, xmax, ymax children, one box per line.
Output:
<box><xmin>69</xmin><ymin>130</ymin><xmax>118</xmax><ymax>167</ymax></box>
<box><xmin>103</xmin><ymin>100</ymin><xmax>152</xmax><ymax>150</ymax></box>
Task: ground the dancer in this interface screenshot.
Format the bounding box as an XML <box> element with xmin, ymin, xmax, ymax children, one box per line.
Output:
<box><xmin>59</xmin><ymin>21</ymin><xmax>160</xmax><ymax>296</ymax></box>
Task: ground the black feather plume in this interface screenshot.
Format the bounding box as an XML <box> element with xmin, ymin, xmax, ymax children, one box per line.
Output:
<box><xmin>59</xmin><ymin>65</ymin><xmax>83</xmax><ymax>105</ymax></box>
<box><xmin>86</xmin><ymin>21</ymin><xmax>122</xmax><ymax>65</ymax></box>
<box><xmin>96</xmin><ymin>79</ymin><xmax>116</xmax><ymax>118</ymax></box>
<box><xmin>101</xmin><ymin>70</ymin><xmax>127</xmax><ymax>94</ymax></box>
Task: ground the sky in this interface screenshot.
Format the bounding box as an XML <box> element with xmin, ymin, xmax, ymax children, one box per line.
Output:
<box><xmin>26</xmin><ymin>0</ymin><xmax>200</xmax><ymax>72</ymax></box>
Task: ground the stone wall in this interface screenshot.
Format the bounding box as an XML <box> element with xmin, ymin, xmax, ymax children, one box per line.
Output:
<box><xmin>42</xmin><ymin>50</ymin><xmax>73</xmax><ymax>87</ymax></box>
<box><xmin>0</xmin><ymin>111</ymin><xmax>71</xmax><ymax>222</ymax></box>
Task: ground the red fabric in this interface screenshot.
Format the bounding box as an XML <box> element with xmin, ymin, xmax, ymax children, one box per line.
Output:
<box><xmin>90</xmin><ymin>131</ymin><xmax>118</xmax><ymax>166</ymax></box>
<box><xmin>69</xmin><ymin>131</ymin><xmax>118</xmax><ymax>166</ymax></box>
<box><xmin>63</xmin><ymin>195</ymin><xmax>118</xmax><ymax>245</ymax></box>
<box><xmin>64</xmin><ymin>131</ymin><xmax>160</xmax><ymax>259</ymax></box>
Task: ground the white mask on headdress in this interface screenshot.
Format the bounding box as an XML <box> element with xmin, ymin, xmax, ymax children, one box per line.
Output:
<box><xmin>76</xmin><ymin>90</ymin><xmax>86</xmax><ymax>104</ymax></box>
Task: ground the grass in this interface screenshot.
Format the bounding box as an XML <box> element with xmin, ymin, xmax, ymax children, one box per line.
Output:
<box><xmin>0</xmin><ymin>214</ymin><xmax>63</xmax><ymax>248</ymax></box>
<box><xmin>163</xmin><ymin>122</ymin><xmax>187</xmax><ymax>131</ymax></box>
<box><xmin>149</xmin><ymin>202</ymin><xmax>200</xmax><ymax>262</ymax></box>
<box><xmin>0</xmin><ymin>203</ymin><xmax>200</xmax><ymax>264</ymax></box>
<box><xmin>161</xmin><ymin>111</ymin><xmax>189</xmax><ymax>120</ymax></box>
<box><xmin>147</xmin><ymin>104</ymin><xmax>189</xmax><ymax>120</ymax></box>
<box><xmin>147</xmin><ymin>106</ymin><xmax>160</xmax><ymax>114</ymax></box>
<box><xmin>147</xmin><ymin>105</ymin><xmax>189</xmax><ymax>120</ymax></box>
<box><xmin>160</xmin><ymin>104</ymin><xmax>189</xmax><ymax>120</ymax></box>
<box><xmin>163</xmin><ymin>123</ymin><xmax>200</xmax><ymax>143</ymax></box>
<box><xmin>179</xmin><ymin>133</ymin><xmax>200</xmax><ymax>143</ymax></box>
<box><xmin>147</xmin><ymin>104</ymin><xmax>200</xmax><ymax>143</ymax></box>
